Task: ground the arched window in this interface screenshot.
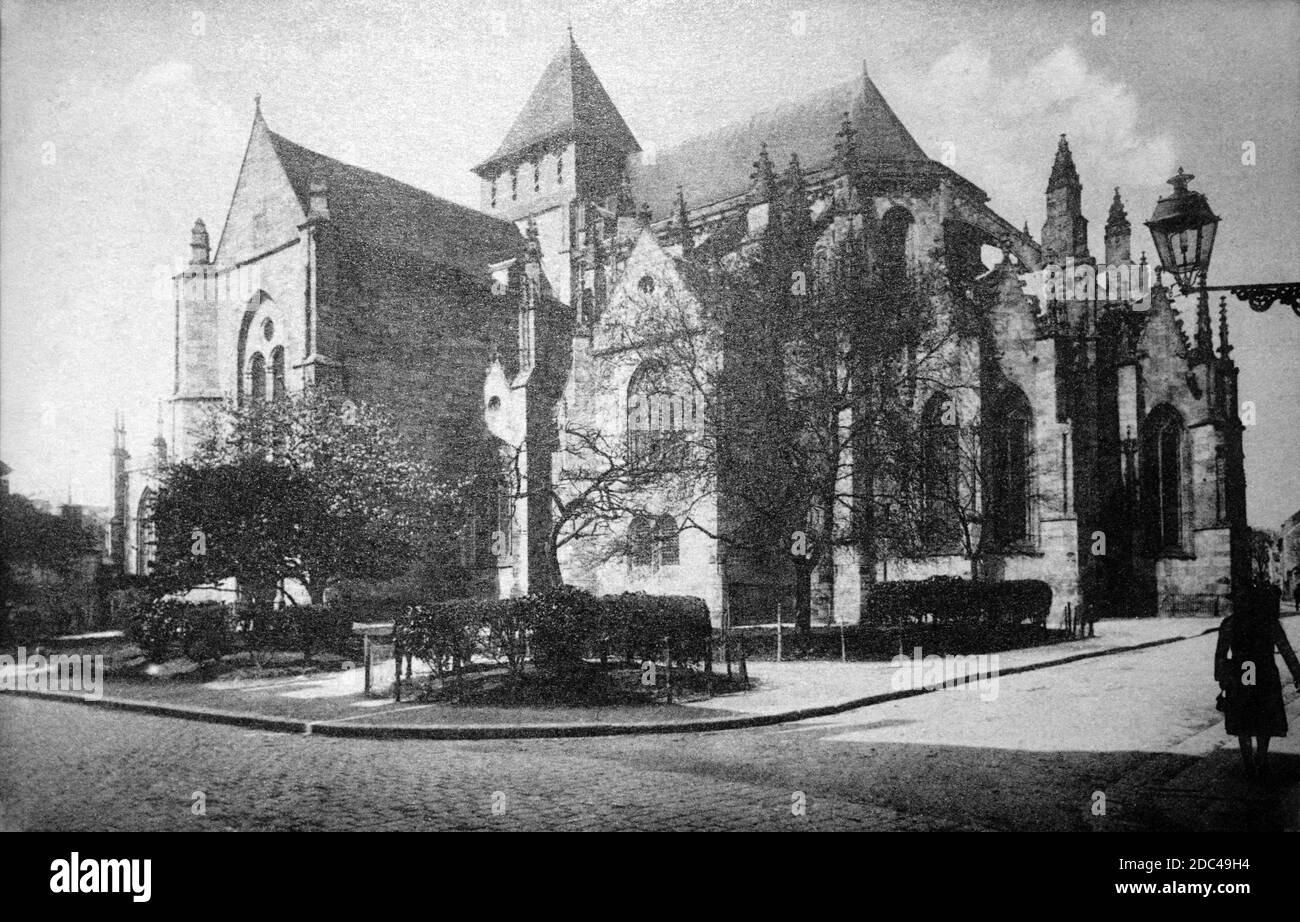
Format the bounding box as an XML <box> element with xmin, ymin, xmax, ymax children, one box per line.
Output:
<box><xmin>496</xmin><ymin>474</ymin><xmax>513</xmax><ymax>560</ymax></box>
<box><xmin>654</xmin><ymin>515</ymin><xmax>680</xmax><ymax>567</ymax></box>
<box><xmin>237</xmin><ymin>291</ymin><xmax>286</xmax><ymax>406</ymax></box>
<box><xmin>920</xmin><ymin>391</ymin><xmax>958</xmax><ymax>543</ymax></box>
<box><xmin>1142</xmin><ymin>405</ymin><xmax>1185</xmax><ymax>552</ymax></box>
<box><xmin>990</xmin><ymin>386</ymin><xmax>1034</xmax><ymax>544</ymax></box>
<box><xmin>249</xmin><ymin>352</ymin><xmax>266</xmax><ymax>403</ymax></box>
<box><xmin>627</xmin><ymin>362</ymin><xmax>694</xmax><ymax>464</ymax></box>
<box><xmin>271</xmin><ymin>346</ymin><xmax>286</xmax><ymax>401</ymax></box>
<box><xmin>628</xmin><ymin>515</ymin><xmax>654</xmax><ymax>569</ymax></box>
<box><xmin>135</xmin><ymin>488</ymin><xmax>156</xmax><ymax>576</ymax></box>
<box><xmin>878</xmin><ymin>206</ymin><xmax>916</xmax><ymax>292</ymax></box>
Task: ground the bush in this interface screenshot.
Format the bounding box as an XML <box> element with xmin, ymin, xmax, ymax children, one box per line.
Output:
<box><xmin>287</xmin><ymin>606</ymin><xmax>354</xmax><ymax>660</ymax></box>
<box><xmin>393</xmin><ymin>589</ymin><xmax>714</xmax><ymax>681</ymax></box>
<box><xmin>177</xmin><ymin>603</ymin><xmax>237</xmax><ymax>662</ymax></box>
<box><xmin>527</xmin><ymin>587</ymin><xmax>601</xmax><ymax>668</ymax></box>
<box><xmin>395</xmin><ymin>600</ymin><xmax>479</xmax><ymax>677</ymax></box>
<box><xmin>604</xmin><ymin>592</ymin><xmax>712</xmax><ymax>664</ymax></box>
<box><xmin>864</xmin><ymin>577</ymin><xmax>1052</xmax><ymax>632</ymax></box>
<box><xmin>124</xmin><ymin>599</ymin><xmax>184</xmax><ymax>661</ymax></box>
<box><xmin>7</xmin><ymin>607</ymin><xmax>48</xmax><ymax>648</ymax></box>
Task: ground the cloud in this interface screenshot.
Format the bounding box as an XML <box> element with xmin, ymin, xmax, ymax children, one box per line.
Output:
<box><xmin>887</xmin><ymin>42</ymin><xmax>1176</xmax><ymax>245</ymax></box>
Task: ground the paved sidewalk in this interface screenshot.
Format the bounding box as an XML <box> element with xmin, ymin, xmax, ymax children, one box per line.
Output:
<box><xmin>1105</xmin><ymin>690</ymin><xmax>1300</xmax><ymax>831</ymax></box>
<box><xmin>2</xmin><ymin>616</ymin><xmax>1228</xmax><ymax>737</ymax></box>
<box><xmin>693</xmin><ymin>617</ymin><xmax>1217</xmax><ymax>717</ymax></box>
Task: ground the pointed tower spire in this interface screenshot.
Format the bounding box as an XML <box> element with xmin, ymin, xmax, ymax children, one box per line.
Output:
<box><xmin>152</xmin><ymin>400</ymin><xmax>168</xmax><ymax>467</ymax></box>
<box><xmin>1217</xmin><ymin>296</ymin><xmax>1233</xmax><ymax>360</ymax></box>
<box><xmin>834</xmin><ymin>110</ymin><xmax>857</xmax><ymax>172</ymax></box>
<box><xmin>190</xmin><ymin>219</ymin><xmax>210</xmax><ymax>265</ymax></box>
<box><xmin>1195</xmin><ymin>290</ymin><xmax>1215</xmax><ymax>358</ymax></box>
<box><xmin>750</xmin><ymin>142</ymin><xmax>778</xmax><ymax>203</ymax></box>
<box><xmin>674</xmin><ymin>186</ymin><xmax>693</xmax><ymax>254</ymax></box>
<box><xmin>783</xmin><ymin>152</ymin><xmax>810</xmax><ymax>239</ymax></box>
<box><xmin>615</xmin><ymin>169</ymin><xmax>636</xmax><ymax>217</ymax></box>
<box><xmin>472</xmin><ymin>35</ymin><xmax>639</xmax><ymax>176</ymax></box>
<box><xmin>1105</xmin><ymin>186</ymin><xmax>1131</xmax><ymax>268</ymax></box>
<box><xmin>1047</xmin><ymin>134</ymin><xmax>1080</xmax><ymax>193</ymax></box>
<box><xmin>1107</xmin><ymin>187</ymin><xmax>1128</xmax><ymax>226</ymax></box>
<box><xmin>1042</xmin><ymin>134</ymin><xmax>1089</xmax><ymax>263</ymax></box>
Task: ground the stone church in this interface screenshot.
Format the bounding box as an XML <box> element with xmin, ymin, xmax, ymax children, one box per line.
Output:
<box><xmin>114</xmin><ymin>35</ymin><xmax>1249</xmax><ymax>626</ymax></box>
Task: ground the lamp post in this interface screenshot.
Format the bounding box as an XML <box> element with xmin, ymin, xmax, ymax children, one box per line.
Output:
<box><xmin>1143</xmin><ymin>167</ymin><xmax>1298</xmax><ymax>617</ymax></box>
<box><xmin>1144</xmin><ymin>167</ymin><xmax>1300</xmax><ymax>315</ymax></box>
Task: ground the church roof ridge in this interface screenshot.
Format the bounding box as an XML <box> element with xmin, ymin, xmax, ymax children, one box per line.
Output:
<box><xmin>631</xmin><ymin>69</ymin><xmax>969</xmax><ymax>220</ymax></box>
<box><xmin>262</xmin><ymin>125</ymin><xmax>522</xmax><ymax>274</ymax></box>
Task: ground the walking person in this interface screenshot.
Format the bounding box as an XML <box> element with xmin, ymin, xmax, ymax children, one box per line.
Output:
<box><xmin>1215</xmin><ymin>583</ymin><xmax>1300</xmax><ymax>782</ymax></box>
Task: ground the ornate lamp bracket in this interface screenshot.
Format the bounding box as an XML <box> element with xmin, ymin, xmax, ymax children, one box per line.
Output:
<box><xmin>1204</xmin><ymin>283</ymin><xmax>1300</xmax><ymax>316</ymax></box>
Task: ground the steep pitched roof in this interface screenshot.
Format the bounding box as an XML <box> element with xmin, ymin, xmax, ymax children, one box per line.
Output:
<box><xmin>474</xmin><ymin>35</ymin><xmax>639</xmax><ymax>174</ymax></box>
<box><xmin>630</xmin><ymin>67</ymin><xmax>955</xmax><ymax>220</ymax></box>
<box><xmin>1047</xmin><ymin>134</ymin><xmax>1080</xmax><ymax>192</ymax></box>
<box><xmin>265</xmin><ymin>127</ymin><xmax>522</xmax><ymax>275</ymax></box>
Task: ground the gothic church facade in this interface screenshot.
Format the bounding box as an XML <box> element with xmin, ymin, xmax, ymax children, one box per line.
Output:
<box><xmin>115</xmin><ymin>36</ymin><xmax>1249</xmax><ymax>628</ymax></box>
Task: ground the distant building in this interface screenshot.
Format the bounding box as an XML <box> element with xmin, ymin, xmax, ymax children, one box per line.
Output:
<box><xmin>1282</xmin><ymin>509</ymin><xmax>1300</xmax><ymax>601</ymax></box>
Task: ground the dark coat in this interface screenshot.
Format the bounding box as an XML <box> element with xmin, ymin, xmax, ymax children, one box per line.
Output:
<box><xmin>1215</xmin><ymin>603</ymin><xmax>1300</xmax><ymax>737</ymax></box>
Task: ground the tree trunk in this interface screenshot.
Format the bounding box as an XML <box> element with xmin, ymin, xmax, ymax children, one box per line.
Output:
<box><xmin>793</xmin><ymin>557</ymin><xmax>813</xmax><ymax>634</ymax></box>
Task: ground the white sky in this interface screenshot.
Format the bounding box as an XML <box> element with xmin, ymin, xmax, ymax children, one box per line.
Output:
<box><xmin>1</xmin><ymin>0</ymin><xmax>1297</xmax><ymax>528</ymax></box>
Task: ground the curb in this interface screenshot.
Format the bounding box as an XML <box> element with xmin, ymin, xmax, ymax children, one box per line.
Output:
<box><xmin>0</xmin><ymin>686</ymin><xmax>309</xmax><ymax>734</ymax></box>
<box><xmin>3</xmin><ymin>628</ymin><xmax>1222</xmax><ymax>740</ymax></box>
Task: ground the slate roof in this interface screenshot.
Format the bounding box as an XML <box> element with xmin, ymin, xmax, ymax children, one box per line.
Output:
<box><xmin>631</xmin><ymin>69</ymin><xmax>971</xmax><ymax>221</ymax></box>
<box><xmin>473</xmin><ymin>36</ymin><xmax>640</xmax><ymax>175</ymax></box>
<box><xmin>266</xmin><ymin>130</ymin><xmax>522</xmax><ymax>275</ymax></box>
<box><xmin>1047</xmin><ymin>134</ymin><xmax>1080</xmax><ymax>193</ymax></box>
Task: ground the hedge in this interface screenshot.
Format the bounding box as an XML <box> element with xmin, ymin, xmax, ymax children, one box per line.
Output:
<box><xmin>394</xmin><ymin>589</ymin><xmax>714</xmax><ymax>681</ymax></box>
<box><xmin>863</xmin><ymin>577</ymin><xmax>1052</xmax><ymax>630</ymax></box>
<box><xmin>124</xmin><ymin>599</ymin><xmax>356</xmax><ymax>663</ymax></box>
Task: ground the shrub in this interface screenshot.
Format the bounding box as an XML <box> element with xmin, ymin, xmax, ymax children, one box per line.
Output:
<box><xmin>395</xmin><ymin>600</ymin><xmax>478</xmax><ymax>677</ymax></box>
<box><xmin>287</xmin><ymin>606</ymin><xmax>354</xmax><ymax>660</ymax></box>
<box><xmin>392</xmin><ymin>589</ymin><xmax>714</xmax><ymax>681</ymax></box>
<box><xmin>527</xmin><ymin>586</ymin><xmax>601</xmax><ymax>668</ymax></box>
<box><xmin>607</xmin><ymin>592</ymin><xmax>712</xmax><ymax>664</ymax></box>
<box><xmin>177</xmin><ymin>603</ymin><xmax>237</xmax><ymax>662</ymax></box>
<box><xmin>124</xmin><ymin>599</ymin><xmax>183</xmax><ymax>661</ymax></box>
<box><xmin>7</xmin><ymin>607</ymin><xmax>48</xmax><ymax>648</ymax></box>
<box><xmin>479</xmin><ymin>597</ymin><xmax>530</xmax><ymax>681</ymax></box>
<box><xmin>863</xmin><ymin>577</ymin><xmax>1052</xmax><ymax>632</ymax></box>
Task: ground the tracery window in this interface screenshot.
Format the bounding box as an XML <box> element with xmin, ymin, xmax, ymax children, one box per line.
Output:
<box><xmin>989</xmin><ymin>387</ymin><xmax>1033</xmax><ymax>545</ymax></box>
<box><xmin>626</xmin><ymin>362</ymin><xmax>696</xmax><ymax>465</ymax></box>
<box><xmin>920</xmin><ymin>391</ymin><xmax>958</xmax><ymax>543</ymax></box>
<box><xmin>1142</xmin><ymin>405</ymin><xmax>1186</xmax><ymax>552</ymax></box>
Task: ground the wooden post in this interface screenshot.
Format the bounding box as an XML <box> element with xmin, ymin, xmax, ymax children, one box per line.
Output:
<box><xmin>775</xmin><ymin>603</ymin><xmax>783</xmax><ymax>662</ymax></box>
<box><xmin>838</xmin><ymin>617</ymin><xmax>847</xmax><ymax>663</ymax></box>
<box><xmin>394</xmin><ymin>637</ymin><xmax>401</xmax><ymax>702</ymax></box>
<box><xmin>363</xmin><ymin>633</ymin><xmax>372</xmax><ymax>694</ymax></box>
<box><xmin>664</xmin><ymin>638</ymin><xmax>673</xmax><ymax>704</ymax></box>
<box><xmin>739</xmin><ymin>634</ymin><xmax>749</xmax><ymax>689</ymax></box>
<box><xmin>704</xmin><ymin>632</ymin><xmax>714</xmax><ymax>696</ymax></box>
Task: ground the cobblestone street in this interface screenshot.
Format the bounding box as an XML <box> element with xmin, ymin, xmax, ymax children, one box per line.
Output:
<box><xmin>3</xmin><ymin>627</ymin><xmax>1298</xmax><ymax>831</ymax></box>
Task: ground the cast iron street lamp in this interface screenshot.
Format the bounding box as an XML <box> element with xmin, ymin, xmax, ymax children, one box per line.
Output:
<box><xmin>1145</xmin><ymin>167</ymin><xmax>1300</xmax><ymax>315</ymax></box>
